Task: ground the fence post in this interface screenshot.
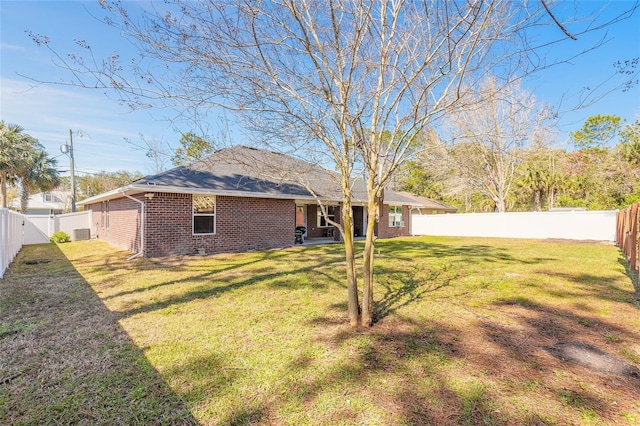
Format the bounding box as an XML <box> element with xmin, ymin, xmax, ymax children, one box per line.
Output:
<box><xmin>631</xmin><ymin>203</ymin><xmax>638</xmax><ymax>271</ymax></box>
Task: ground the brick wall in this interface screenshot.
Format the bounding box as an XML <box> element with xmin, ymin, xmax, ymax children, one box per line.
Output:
<box><xmin>87</xmin><ymin>193</ymin><xmax>296</xmax><ymax>257</ymax></box>
<box><xmin>145</xmin><ymin>193</ymin><xmax>295</xmax><ymax>257</ymax></box>
<box><xmin>304</xmin><ymin>203</ymin><xmax>339</xmax><ymax>238</ymax></box>
<box><xmin>377</xmin><ymin>204</ymin><xmax>410</xmax><ymax>239</ymax></box>
<box><xmin>87</xmin><ymin>196</ymin><xmax>142</xmax><ymax>253</ymax></box>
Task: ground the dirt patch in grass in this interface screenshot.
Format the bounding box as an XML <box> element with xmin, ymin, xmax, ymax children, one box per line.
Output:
<box><xmin>544</xmin><ymin>342</ymin><xmax>640</xmax><ymax>376</ymax></box>
<box><xmin>3</xmin><ymin>237</ymin><xmax>640</xmax><ymax>425</ymax></box>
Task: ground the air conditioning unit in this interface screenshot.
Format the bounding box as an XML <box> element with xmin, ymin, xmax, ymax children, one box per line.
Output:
<box><xmin>73</xmin><ymin>228</ymin><xmax>91</xmax><ymax>241</ymax></box>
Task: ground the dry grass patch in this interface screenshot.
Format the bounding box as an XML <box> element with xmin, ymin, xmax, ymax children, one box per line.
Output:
<box><xmin>2</xmin><ymin>236</ymin><xmax>640</xmax><ymax>425</ymax></box>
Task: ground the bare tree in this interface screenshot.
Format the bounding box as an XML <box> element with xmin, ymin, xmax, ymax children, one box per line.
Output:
<box><xmin>443</xmin><ymin>77</ymin><xmax>554</xmax><ymax>213</ymax></box>
<box><xmin>28</xmin><ymin>0</ymin><xmax>637</xmax><ymax>326</ymax></box>
<box><xmin>124</xmin><ymin>134</ymin><xmax>172</xmax><ymax>174</ymax></box>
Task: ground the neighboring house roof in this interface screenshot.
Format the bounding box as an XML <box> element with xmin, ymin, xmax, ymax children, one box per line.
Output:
<box><xmin>396</xmin><ymin>192</ymin><xmax>458</xmax><ymax>212</ymax></box>
<box><xmin>79</xmin><ymin>146</ymin><xmax>425</xmax><ymax>207</ymax></box>
<box><xmin>9</xmin><ymin>191</ymin><xmax>71</xmax><ymax>213</ymax></box>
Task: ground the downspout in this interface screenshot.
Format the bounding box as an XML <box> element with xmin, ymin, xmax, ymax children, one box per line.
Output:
<box><xmin>122</xmin><ymin>192</ymin><xmax>145</xmax><ymax>260</ymax></box>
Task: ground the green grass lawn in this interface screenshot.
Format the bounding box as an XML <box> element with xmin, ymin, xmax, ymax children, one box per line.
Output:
<box><xmin>1</xmin><ymin>236</ymin><xmax>639</xmax><ymax>425</ymax></box>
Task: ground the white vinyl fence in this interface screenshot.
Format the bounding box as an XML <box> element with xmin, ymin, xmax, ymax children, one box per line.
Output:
<box><xmin>1</xmin><ymin>208</ymin><xmax>25</xmax><ymax>279</ymax></box>
<box><xmin>24</xmin><ymin>211</ymin><xmax>92</xmax><ymax>245</ymax></box>
<box><xmin>411</xmin><ymin>210</ymin><xmax>617</xmax><ymax>242</ymax></box>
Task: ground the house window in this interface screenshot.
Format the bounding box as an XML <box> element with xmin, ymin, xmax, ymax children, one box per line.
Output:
<box><xmin>388</xmin><ymin>205</ymin><xmax>403</xmax><ymax>227</ymax></box>
<box><xmin>317</xmin><ymin>205</ymin><xmax>336</xmax><ymax>227</ymax></box>
<box><xmin>193</xmin><ymin>195</ymin><xmax>216</xmax><ymax>234</ymax></box>
<box><xmin>43</xmin><ymin>193</ymin><xmax>53</xmax><ymax>202</ymax></box>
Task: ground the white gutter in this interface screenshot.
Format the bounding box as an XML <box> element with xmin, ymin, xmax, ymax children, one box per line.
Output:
<box><xmin>121</xmin><ymin>191</ymin><xmax>145</xmax><ymax>260</ymax></box>
<box><xmin>78</xmin><ymin>184</ymin><xmax>320</xmax><ymax>206</ymax></box>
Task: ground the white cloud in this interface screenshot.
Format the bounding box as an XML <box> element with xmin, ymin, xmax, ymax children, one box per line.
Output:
<box><xmin>0</xmin><ymin>77</ymin><xmax>180</xmax><ymax>174</ymax></box>
<box><xmin>0</xmin><ymin>43</ymin><xmax>26</xmax><ymax>52</ymax></box>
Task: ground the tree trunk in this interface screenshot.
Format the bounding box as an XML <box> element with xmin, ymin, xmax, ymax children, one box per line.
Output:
<box><xmin>361</xmin><ymin>196</ymin><xmax>380</xmax><ymax>327</ymax></box>
<box><xmin>495</xmin><ymin>197</ymin><xmax>506</xmax><ymax>213</ymax></box>
<box><xmin>1</xmin><ymin>173</ymin><xmax>7</xmax><ymax>208</ymax></box>
<box><xmin>20</xmin><ymin>184</ymin><xmax>30</xmax><ymax>214</ymax></box>
<box><xmin>534</xmin><ymin>189</ymin><xmax>541</xmax><ymax>212</ymax></box>
<box><xmin>341</xmin><ymin>197</ymin><xmax>359</xmax><ymax>327</ymax></box>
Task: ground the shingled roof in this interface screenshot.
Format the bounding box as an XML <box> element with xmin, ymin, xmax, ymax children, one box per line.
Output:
<box><xmin>396</xmin><ymin>192</ymin><xmax>458</xmax><ymax>212</ymax></box>
<box><xmin>79</xmin><ymin>145</ymin><xmax>423</xmax><ymax>206</ymax></box>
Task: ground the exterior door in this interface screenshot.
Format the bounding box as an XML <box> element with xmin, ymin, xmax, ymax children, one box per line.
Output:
<box><xmin>362</xmin><ymin>207</ymin><xmax>367</xmax><ymax>237</ymax></box>
<box><xmin>295</xmin><ymin>205</ymin><xmax>307</xmax><ymax>237</ymax></box>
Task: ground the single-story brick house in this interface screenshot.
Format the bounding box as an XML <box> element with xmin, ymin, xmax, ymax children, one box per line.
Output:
<box><xmin>79</xmin><ymin>146</ymin><xmax>451</xmax><ymax>257</ymax></box>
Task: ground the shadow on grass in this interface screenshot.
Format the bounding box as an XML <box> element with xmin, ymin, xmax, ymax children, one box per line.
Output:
<box><xmin>373</xmin><ymin>262</ymin><xmax>460</xmax><ymax>321</ymax></box>
<box><xmin>368</xmin><ymin>238</ymin><xmax>562</xmax><ymax>320</ymax></box>
<box><xmin>296</xmin><ymin>314</ymin><xmax>511</xmax><ymax>424</ymax></box>
<box><xmin>616</xmin><ymin>252</ymin><xmax>640</xmax><ymax>294</ymax></box>
<box><xmin>27</xmin><ymin>237</ymin><xmax>638</xmax><ymax>424</ymax></box>
<box><xmin>114</xmin><ymin>244</ymin><xmax>346</xmax><ymax>318</ymax></box>
<box><xmin>476</xmin><ymin>297</ymin><xmax>640</xmax><ymax>421</ymax></box>
<box><xmin>101</xmin><ymin>248</ymin><xmax>294</xmax><ymax>301</ymax></box>
<box><xmin>374</xmin><ymin>239</ymin><xmax>557</xmax><ymax>265</ymax></box>
<box><xmin>0</xmin><ymin>244</ymin><xmax>198</xmax><ymax>425</ymax></box>
<box><xmin>534</xmin><ymin>267</ymin><xmax>640</xmax><ymax>307</ymax></box>
<box><xmin>303</xmin><ymin>297</ymin><xmax>640</xmax><ymax>424</ymax></box>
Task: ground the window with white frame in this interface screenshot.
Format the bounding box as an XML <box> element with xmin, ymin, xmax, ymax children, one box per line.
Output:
<box><xmin>193</xmin><ymin>195</ymin><xmax>216</xmax><ymax>234</ymax></box>
<box><xmin>388</xmin><ymin>205</ymin><xmax>403</xmax><ymax>227</ymax></box>
<box><xmin>317</xmin><ymin>205</ymin><xmax>336</xmax><ymax>227</ymax></box>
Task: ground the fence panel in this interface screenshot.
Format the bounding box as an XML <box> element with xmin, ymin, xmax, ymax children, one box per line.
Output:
<box><xmin>55</xmin><ymin>211</ymin><xmax>92</xmax><ymax>238</ymax></box>
<box><xmin>1</xmin><ymin>208</ymin><xmax>25</xmax><ymax>279</ymax></box>
<box><xmin>23</xmin><ymin>211</ymin><xmax>92</xmax><ymax>245</ymax></box>
<box><xmin>616</xmin><ymin>203</ymin><xmax>638</xmax><ymax>271</ymax></box>
<box><xmin>411</xmin><ymin>210</ymin><xmax>617</xmax><ymax>242</ymax></box>
<box><xmin>24</xmin><ymin>215</ymin><xmax>52</xmax><ymax>244</ymax></box>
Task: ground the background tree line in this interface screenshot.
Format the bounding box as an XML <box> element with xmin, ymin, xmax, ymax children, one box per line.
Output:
<box><xmin>397</xmin><ymin>114</ymin><xmax>640</xmax><ymax>212</ymax></box>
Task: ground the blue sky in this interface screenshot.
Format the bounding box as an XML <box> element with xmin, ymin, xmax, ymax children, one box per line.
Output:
<box><xmin>1</xmin><ymin>1</ymin><xmax>639</xmax><ymax>178</ymax></box>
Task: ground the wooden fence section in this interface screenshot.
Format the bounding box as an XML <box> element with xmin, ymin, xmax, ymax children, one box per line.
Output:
<box><xmin>616</xmin><ymin>203</ymin><xmax>638</xmax><ymax>271</ymax></box>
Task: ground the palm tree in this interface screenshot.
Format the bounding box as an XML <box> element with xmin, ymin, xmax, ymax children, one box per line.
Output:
<box><xmin>519</xmin><ymin>164</ymin><xmax>549</xmax><ymax>211</ymax></box>
<box><xmin>18</xmin><ymin>146</ymin><xmax>60</xmax><ymax>214</ymax></box>
<box><xmin>0</xmin><ymin>122</ymin><xmax>60</xmax><ymax>211</ymax></box>
<box><xmin>0</xmin><ymin>121</ymin><xmax>27</xmax><ymax>208</ymax></box>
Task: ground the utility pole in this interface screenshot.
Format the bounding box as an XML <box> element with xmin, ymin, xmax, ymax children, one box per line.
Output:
<box><xmin>69</xmin><ymin>129</ymin><xmax>76</xmax><ymax>212</ymax></box>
